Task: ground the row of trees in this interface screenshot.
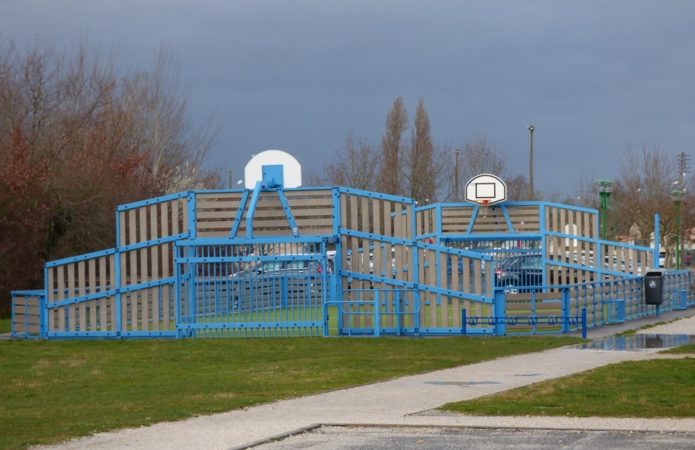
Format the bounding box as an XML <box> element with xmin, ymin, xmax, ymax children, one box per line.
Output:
<box><xmin>0</xmin><ymin>41</ymin><xmax>219</xmax><ymax>315</ymax></box>
<box><xmin>312</xmin><ymin>97</ymin><xmax>693</xmax><ymax>259</ymax></box>
<box><xmin>571</xmin><ymin>148</ymin><xmax>694</xmax><ymax>255</ymax></box>
<box><xmin>310</xmin><ymin>97</ymin><xmax>531</xmax><ymax>203</ymax></box>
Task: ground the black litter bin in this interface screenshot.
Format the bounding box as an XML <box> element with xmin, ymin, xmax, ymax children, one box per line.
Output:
<box><xmin>644</xmin><ymin>270</ymin><xmax>665</xmax><ymax>305</ymax></box>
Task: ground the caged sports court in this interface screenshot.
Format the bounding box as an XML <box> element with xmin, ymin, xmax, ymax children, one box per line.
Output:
<box><xmin>11</xmin><ymin>150</ymin><xmax>695</xmax><ymax>339</ymax></box>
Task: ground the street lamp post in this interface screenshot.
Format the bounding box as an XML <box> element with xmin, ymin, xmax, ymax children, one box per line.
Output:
<box><xmin>454</xmin><ymin>148</ymin><xmax>460</xmax><ymax>202</ymax></box>
<box><xmin>671</xmin><ymin>189</ymin><xmax>683</xmax><ymax>269</ymax></box>
<box><xmin>596</xmin><ymin>180</ymin><xmax>613</xmax><ymax>241</ymax></box>
<box><xmin>528</xmin><ymin>124</ymin><xmax>535</xmax><ymax>199</ymax></box>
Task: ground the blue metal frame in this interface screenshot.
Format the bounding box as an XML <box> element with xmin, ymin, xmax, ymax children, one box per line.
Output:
<box><xmin>16</xmin><ymin>185</ymin><xmax>695</xmax><ymax>340</ymax></box>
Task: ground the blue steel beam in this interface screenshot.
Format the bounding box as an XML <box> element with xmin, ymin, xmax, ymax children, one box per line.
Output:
<box><xmin>277</xmin><ymin>189</ymin><xmax>300</xmax><ymax>237</ymax></box>
<box><xmin>178</xmin><ymin>236</ymin><xmax>325</xmax><ymax>247</ymax></box>
<box><xmin>343</xmin><ymin>271</ymin><xmax>493</xmax><ymax>304</ymax></box>
<box><xmin>229</xmin><ymin>190</ymin><xmax>250</xmax><ymax>238</ymax></box>
<box><xmin>443</xmin><ymin>233</ymin><xmax>543</xmax><ymax>242</ymax></box>
<box><xmin>117</xmin><ymin>191</ymin><xmax>189</xmax><ymax>212</ymax></box>
<box><xmin>245</xmin><ymin>181</ymin><xmax>263</xmax><ymax>239</ymax></box>
<box><xmin>501</xmin><ymin>205</ymin><xmax>514</xmax><ymax>232</ymax></box>
<box><xmin>340</xmin><ymin>228</ymin><xmax>494</xmax><ymax>260</ymax></box>
<box><xmin>466</xmin><ymin>206</ymin><xmax>479</xmax><ymax>234</ymax></box>
<box><xmin>46</xmin><ymin>248</ymin><xmax>117</xmax><ymax>268</ymax></box>
<box><xmin>337</xmin><ymin>186</ymin><xmax>415</xmax><ymax>204</ymax></box>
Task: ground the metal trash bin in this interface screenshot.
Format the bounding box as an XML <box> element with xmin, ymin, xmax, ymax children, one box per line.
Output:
<box><xmin>644</xmin><ymin>270</ymin><xmax>665</xmax><ymax>305</ymax></box>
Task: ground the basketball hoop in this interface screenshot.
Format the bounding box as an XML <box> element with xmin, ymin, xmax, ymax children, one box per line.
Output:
<box><xmin>464</xmin><ymin>174</ymin><xmax>507</xmax><ymax>206</ymax></box>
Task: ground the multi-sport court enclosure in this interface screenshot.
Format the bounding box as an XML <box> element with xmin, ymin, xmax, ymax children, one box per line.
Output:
<box><xmin>11</xmin><ymin>169</ymin><xmax>695</xmax><ymax>339</ymax></box>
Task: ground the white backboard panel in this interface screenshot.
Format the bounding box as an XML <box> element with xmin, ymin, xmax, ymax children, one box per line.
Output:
<box><xmin>465</xmin><ymin>174</ymin><xmax>507</xmax><ymax>206</ymax></box>
<box><xmin>244</xmin><ymin>150</ymin><xmax>302</xmax><ymax>189</ymax></box>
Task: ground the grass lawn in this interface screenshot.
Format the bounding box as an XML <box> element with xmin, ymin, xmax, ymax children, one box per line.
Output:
<box><xmin>0</xmin><ymin>318</ymin><xmax>10</xmax><ymax>334</ymax></box>
<box><xmin>441</xmin><ymin>357</ymin><xmax>695</xmax><ymax>418</ymax></box>
<box><xmin>666</xmin><ymin>344</ymin><xmax>695</xmax><ymax>354</ymax></box>
<box><xmin>0</xmin><ymin>336</ymin><xmax>576</xmax><ymax>449</ymax></box>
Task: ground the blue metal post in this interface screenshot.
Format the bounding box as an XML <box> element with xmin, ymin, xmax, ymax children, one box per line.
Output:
<box><xmin>581</xmin><ymin>307</ymin><xmax>587</xmax><ymax>339</ymax></box>
<box><xmin>374</xmin><ymin>290</ymin><xmax>381</xmax><ymax>337</ymax></box>
<box><xmin>395</xmin><ymin>290</ymin><xmax>402</xmax><ymax>336</ymax></box>
<box><xmin>653</xmin><ymin>213</ymin><xmax>661</xmax><ymax>268</ymax></box>
<box><xmin>410</xmin><ymin>204</ymin><xmax>420</xmax><ymax>335</ymax></box>
<box><xmin>539</xmin><ymin>203</ymin><xmax>548</xmax><ymax>286</ymax></box>
<box><xmin>680</xmin><ymin>289</ymin><xmax>688</xmax><ymax>310</ymax></box>
<box><xmin>332</xmin><ymin>188</ymin><xmax>343</xmax><ymax>334</ymax></box>
<box><xmin>461</xmin><ymin>308</ymin><xmax>467</xmax><ymax>335</ymax></box>
<box><xmin>435</xmin><ymin>205</ymin><xmax>443</xmax><ymax>244</ymax></box>
<box><xmin>561</xmin><ymin>288</ymin><xmax>570</xmax><ymax>333</ymax></box>
<box><xmin>114</xmin><ymin>211</ymin><xmax>123</xmax><ymax>337</ymax></box>
<box><xmin>174</xmin><ymin>244</ymin><xmax>182</xmax><ymax>338</ymax></box>
<box><xmin>42</xmin><ymin>266</ymin><xmax>49</xmax><ymax>339</ymax></box>
<box><xmin>494</xmin><ymin>289</ymin><xmax>506</xmax><ymax>336</ymax></box>
<box><xmin>187</xmin><ymin>192</ymin><xmax>197</xmax><ymax>238</ymax></box>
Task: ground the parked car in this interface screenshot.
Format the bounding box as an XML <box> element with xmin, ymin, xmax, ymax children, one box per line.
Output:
<box><xmin>228</xmin><ymin>255</ymin><xmax>330</xmax><ymax>311</ymax></box>
<box><xmin>495</xmin><ymin>253</ymin><xmax>543</xmax><ymax>292</ymax></box>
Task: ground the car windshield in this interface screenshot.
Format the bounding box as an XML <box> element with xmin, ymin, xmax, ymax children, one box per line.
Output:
<box><xmin>258</xmin><ymin>261</ymin><xmax>282</xmax><ymax>273</ymax></box>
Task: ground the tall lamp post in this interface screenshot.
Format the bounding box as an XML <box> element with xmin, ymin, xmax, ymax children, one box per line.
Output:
<box><xmin>528</xmin><ymin>124</ymin><xmax>535</xmax><ymax>199</ymax></box>
<box><xmin>671</xmin><ymin>189</ymin><xmax>683</xmax><ymax>269</ymax></box>
<box><xmin>596</xmin><ymin>180</ymin><xmax>613</xmax><ymax>240</ymax></box>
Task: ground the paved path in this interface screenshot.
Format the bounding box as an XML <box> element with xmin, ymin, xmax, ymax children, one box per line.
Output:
<box><xmin>39</xmin><ymin>313</ymin><xmax>695</xmax><ymax>450</ymax></box>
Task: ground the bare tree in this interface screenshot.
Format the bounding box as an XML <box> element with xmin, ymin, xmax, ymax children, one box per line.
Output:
<box><xmin>611</xmin><ymin>147</ymin><xmax>684</xmax><ymax>252</ymax></box>
<box><xmin>0</xmin><ymin>39</ymin><xmax>219</xmax><ymax>315</ymax></box>
<box><xmin>406</xmin><ymin>98</ymin><xmax>437</xmax><ymax>203</ymax></box>
<box><xmin>309</xmin><ymin>134</ymin><xmax>381</xmax><ymax>190</ymax></box>
<box><xmin>379</xmin><ymin>97</ymin><xmax>408</xmax><ymax>195</ymax></box>
<box><xmin>444</xmin><ymin>135</ymin><xmax>530</xmax><ymax>201</ymax></box>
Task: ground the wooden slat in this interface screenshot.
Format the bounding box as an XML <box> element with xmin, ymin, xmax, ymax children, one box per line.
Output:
<box><xmin>88</xmin><ymin>258</ymin><xmax>97</xmax><ymax>331</ymax></box>
<box><xmin>439</xmin><ymin>251</ymin><xmax>448</xmax><ymax>326</ymax></box>
<box><xmin>78</xmin><ymin>261</ymin><xmax>87</xmax><ymax>331</ymax></box>
<box><xmin>172</xmin><ymin>200</ymin><xmax>180</xmax><ymax>235</ymax></box>
<box><xmin>128</xmin><ymin>212</ymin><xmax>137</xmax><ymax>285</ymax></box>
<box><xmin>418</xmin><ymin>248</ymin><xmax>427</xmax><ymax>327</ymax></box>
<box><xmin>110</xmin><ymin>255</ymin><xmax>117</xmax><ymax>330</ymax></box>
<box><xmin>150</xmin><ymin>204</ymin><xmax>160</xmax><ymax>331</ymax></box>
<box><xmin>181</xmin><ymin>198</ymin><xmax>189</xmax><ymax>235</ymax></box>
<box><xmin>473</xmin><ymin>259</ymin><xmax>482</xmax><ymax>316</ymax></box>
<box><xmin>56</xmin><ymin>266</ymin><xmax>65</xmax><ymax>332</ymax></box>
<box><xmin>451</xmin><ymin>255</ymin><xmax>460</xmax><ymax>328</ymax></box>
<box><xmin>47</xmin><ymin>268</ymin><xmax>56</xmax><ymax>331</ymax></box>
<box><xmin>67</xmin><ymin>263</ymin><xmax>76</xmax><ymax>332</ymax></box>
<box><xmin>99</xmin><ymin>256</ymin><xmax>108</xmax><ymax>330</ymax></box>
<box><xmin>195</xmin><ymin>210</ymin><xmax>238</xmax><ymax>220</ymax></box>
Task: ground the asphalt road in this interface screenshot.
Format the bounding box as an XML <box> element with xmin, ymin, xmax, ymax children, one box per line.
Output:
<box><xmin>254</xmin><ymin>426</ymin><xmax>695</xmax><ymax>450</ymax></box>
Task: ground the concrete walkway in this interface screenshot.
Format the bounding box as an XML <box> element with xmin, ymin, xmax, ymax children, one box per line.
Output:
<box><xmin>39</xmin><ymin>314</ymin><xmax>695</xmax><ymax>450</ymax></box>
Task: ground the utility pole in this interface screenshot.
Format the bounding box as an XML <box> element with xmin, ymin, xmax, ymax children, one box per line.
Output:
<box><xmin>454</xmin><ymin>148</ymin><xmax>460</xmax><ymax>202</ymax></box>
<box><xmin>528</xmin><ymin>124</ymin><xmax>535</xmax><ymax>199</ymax></box>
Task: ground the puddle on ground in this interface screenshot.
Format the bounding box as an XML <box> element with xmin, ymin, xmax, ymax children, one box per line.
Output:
<box><xmin>578</xmin><ymin>334</ymin><xmax>695</xmax><ymax>351</ymax></box>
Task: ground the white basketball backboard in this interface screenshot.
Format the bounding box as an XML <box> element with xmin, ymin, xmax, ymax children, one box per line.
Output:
<box><xmin>244</xmin><ymin>150</ymin><xmax>302</xmax><ymax>189</ymax></box>
<box><xmin>465</xmin><ymin>174</ymin><xmax>507</xmax><ymax>206</ymax></box>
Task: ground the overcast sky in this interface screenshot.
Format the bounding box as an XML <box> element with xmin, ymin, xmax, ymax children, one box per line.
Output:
<box><xmin>1</xmin><ymin>0</ymin><xmax>694</xmax><ymax>197</ymax></box>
